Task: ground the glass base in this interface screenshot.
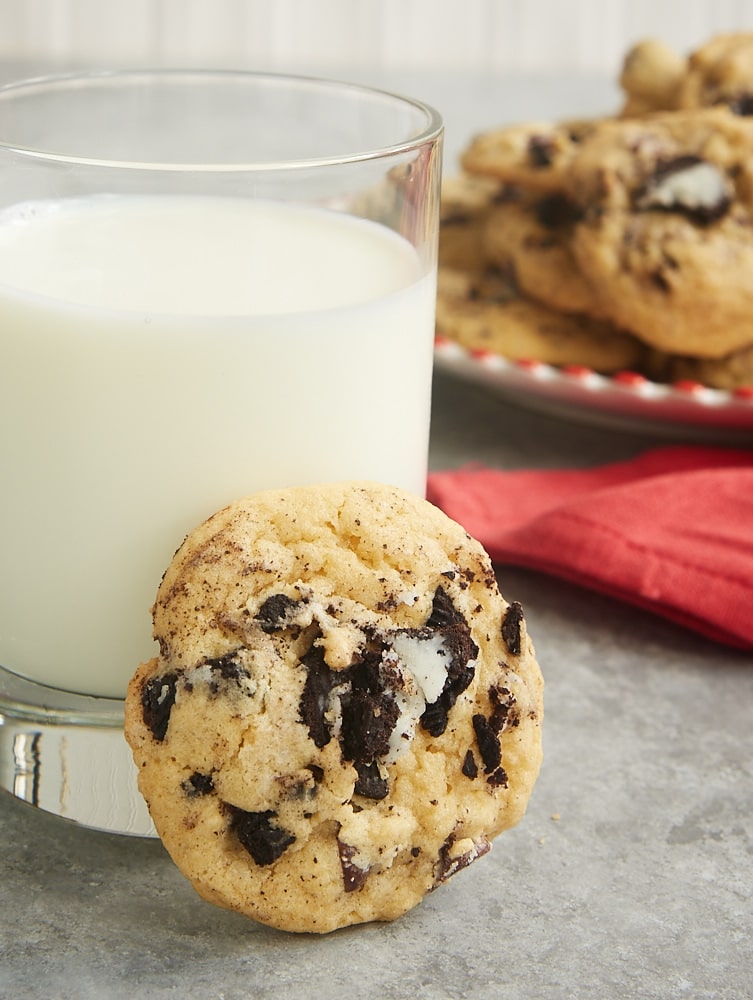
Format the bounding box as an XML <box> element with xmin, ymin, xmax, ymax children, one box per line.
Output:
<box><xmin>0</xmin><ymin>664</ymin><xmax>155</xmax><ymax>836</ymax></box>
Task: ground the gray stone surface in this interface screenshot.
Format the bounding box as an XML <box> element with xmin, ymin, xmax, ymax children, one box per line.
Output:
<box><xmin>2</xmin><ymin>70</ymin><xmax>753</xmax><ymax>999</ymax></box>
<box><xmin>3</xmin><ymin>372</ymin><xmax>752</xmax><ymax>999</ymax></box>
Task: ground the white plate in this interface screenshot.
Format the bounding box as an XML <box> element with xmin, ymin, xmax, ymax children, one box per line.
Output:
<box><xmin>434</xmin><ymin>336</ymin><xmax>753</xmax><ymax>440</ymax></box>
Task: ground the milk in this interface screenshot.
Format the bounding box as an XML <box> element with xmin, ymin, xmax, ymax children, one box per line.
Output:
<box><xmin>0</xmin><ymin>194</ymin><xmax>436</xmax><ymax>698</ymax></box>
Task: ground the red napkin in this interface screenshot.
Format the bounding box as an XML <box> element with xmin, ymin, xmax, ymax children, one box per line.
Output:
<box><xmin>427</xmin><ymin>445</ymin><xmax>753</xmax><ymax>651</ymax></box>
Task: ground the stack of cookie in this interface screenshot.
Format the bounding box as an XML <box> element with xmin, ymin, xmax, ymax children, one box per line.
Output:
<box><xmin>438</xmin><ymin>32</ymin><xmax>753</xmax><ymax>390</ymax></box>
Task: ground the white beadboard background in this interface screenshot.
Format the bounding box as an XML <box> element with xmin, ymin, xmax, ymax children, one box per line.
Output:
<box><xmin>1</xmin><ymin>0</ymin><xmax>753</xmax><ymax>75</ymax></box>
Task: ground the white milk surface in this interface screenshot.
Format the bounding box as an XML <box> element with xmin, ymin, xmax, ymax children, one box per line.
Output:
<box><xmin>0</xmin><ymin>195</ymin><xmax>435</xmax><ymax>697</ymax></box>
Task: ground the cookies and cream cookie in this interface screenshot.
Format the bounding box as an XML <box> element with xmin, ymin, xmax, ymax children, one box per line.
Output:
<box><xmin>564</xmin><ymin>108</ymin><xmax>753</xmax><ymax>358</ymax></box>
<box><xmin>619</xmin><ymin>38</ymin><xmax>686</xmax><ymax>116</ymax></box>
<box><xmin>675</xmin><ymin>32</ymin><xmax>753</xmax><ymax>112</ymax></box>
<box><xmin>461</xmin><ymin>117</ymin><xmax>599</xmax><ymax>195</ymax></box>
<box><xmin>655</xmin><ymin>343</ymin><xmax>753</xmax><ymax>391</ymax></box>
<box><xmin>619</xmin><ymin>34</ymin><xmax>753</xmax><ymax>116</ymax></box>
<box><xmin>436</xmin><ymin>264</ymin><xmax>645</xmax><ymax>373</ymax></box>
<box><xmin>439</xmin><ymin>173</ymin><xmax>510</xmax><ymax>269</ymax></box>
<box><xmin>483</xmin><ymin>193</ymin><xmax>605</xmax><ymax>319</ymax></box>
<box><xmin>125</xmin><ymin>482</ymin><xmax>544</xmax><ymax>934</ymax></box>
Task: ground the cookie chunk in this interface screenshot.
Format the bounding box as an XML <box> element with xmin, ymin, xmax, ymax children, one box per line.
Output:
<box><xmin>461</xmin><ymin>117</ymin><xmax>600</xmax><ymax>195</ymax></box>
<box><xmin>125</xmin><ymin>482</ymin><xmax>544</xmax><ymax>934</ymax></box>
<box><xmin>565</xmin><ymin>108</ymin><xmax>753</xmax><ymax>358</ymax></box>
<box><xmin>483</xmin><ymin>193</ymin><xmax>606</xmax><ymax>318</ymax></box>
<box><xmin>436</xmin><ymin>263</ymin><xmax>645</xmax><ymax>373</ymax></box>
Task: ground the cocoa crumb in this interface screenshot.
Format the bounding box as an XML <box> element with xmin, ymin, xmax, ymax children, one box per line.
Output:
<box><xmin>181</xmin><ymin>771</ymin><xmax>214</xmax><ymax>797</ymax></box>
<box><xmin>462</xmin><ymin>750</ymin><xmax>479</xmax><ymax>779</ymax></box>
<box><xmin>337</xmin><ymin>839</ymin><xmax>368</xmax><ymax>892</ymax></box>
<box><xmin>501</xmin><ymin>602</ymin><xmax>524</xmax><ymax>656</ymax></box>
<box><xmin>256</xmin><ymin>593</ymin><xmax>302</xmax><ymax>632</ymax></box>
<box><xmin>227</xmin><ymin>807</ymin><xmax>295</xmax><ymax>866</ymax></box>
<box><xmin>472</xmin><ymin>713</ymin><xmax>502</xmax><ymax>773</ymax></box>
<box><xmin>435</xmin><ymin>834</ymin><xmax>491</xmax><ymax>884</ymax></box>
<box><xmin>528</xmin><ymin>134</ymin><xmax>556</xmax><ymax>168</ymax></box>
<box><xmin>142</xmin><ymin>672</ymin><xmax>179</xmax><ymax>742</ymax></box>
<box><xmin>487</xmin><ymin>766</ymin><xmax>509</xmax><ymax>788</ymax></box>
<box><xmin>420</xmin><ymin>588</ymin><xmax>478</xmax><ymax>737</ymax></box>
<box><xmin>299</xmin><ymin>643</ymin><xmax>336</xmax><ymax>749</ymax></box>
<box><xmin>353</xmin><ymin>760</ymin><xmax>389</xmax><ymax>800</ymax></box>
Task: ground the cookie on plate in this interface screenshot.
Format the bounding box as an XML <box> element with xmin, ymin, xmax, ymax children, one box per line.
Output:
<box><xmin>655</xmin><ymin>342</ymin><xmax>753</xmax><ymax>391</ymax></box>
<box><xmin>675</xmin><ymin>32</ymin><xmax>753</xmax><ymax>112</ymax></box>
<box><xmin>618</xmin><ymin>38</ymin><xmax>686</xmax><ymax>116</ymax></box>
<box><xmin>461</xmin><ymin>117</ymin><xmax>600</xmax><ymax>195</ymax></box>
<box><xmin>439</xmin><ymin>173</ymin><xmax>510</xmax><ymax>269</ymax></box>
<box><xmin>619</xmin><ymin>33</ymin><xmax>753</xmax><ymax>116</ymax></box>
<box><xmin>483</xmin><ymin>193</ymin><xmax>605</xmax><ymax>319</ymax></box>
<box><xmin>436</xmin><ymin>263</ymin><xmax>645</xmax><ymax>373</ymax></box>
<box><xmin>125</xmin><ymin>482</ymin><xmax>544</xmax><ymax>934</ymax></box>
<box><xmin>564</xmin><ymin>108</ymin><xmax>753</xmax><ymax>358</ymax></box>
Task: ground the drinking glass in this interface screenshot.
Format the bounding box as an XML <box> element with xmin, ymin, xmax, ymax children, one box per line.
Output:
<box><xmin>0</xmin><ymin>70</ymin><xmax>443</xmax><ymax>834</ymax></box>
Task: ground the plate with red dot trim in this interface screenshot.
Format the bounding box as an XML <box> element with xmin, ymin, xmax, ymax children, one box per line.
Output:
<box><xmin>434</xmin><ymin>336</ymin><xmax>753</xmax><ymax>439</ymax></box>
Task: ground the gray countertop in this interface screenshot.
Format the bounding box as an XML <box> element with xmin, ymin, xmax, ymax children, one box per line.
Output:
<box><xmin>2</xmin><ymin>70</ymin><xmax>753</xmax><ymax>1000</ymax></box>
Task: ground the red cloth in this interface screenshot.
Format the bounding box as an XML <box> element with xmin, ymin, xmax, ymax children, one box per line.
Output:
<box><xmin>426</xmin><ymin>446</ymin><xmax>753</xmax><ymax>651</ymax></box>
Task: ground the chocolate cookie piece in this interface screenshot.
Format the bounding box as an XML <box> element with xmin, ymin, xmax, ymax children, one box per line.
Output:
<box><xmin>124</xmin><ymin>482</ymin><xmax>544</xmax><ymax>933</ymax></box>
<box><xmin>564</xmin><ymin>108</ymin><xmax>753</xmax><ymax>358</ymax></box>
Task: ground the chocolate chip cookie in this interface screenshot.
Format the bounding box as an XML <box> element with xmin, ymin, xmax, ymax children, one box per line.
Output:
<box><xmin>124</xmin><ymin>482</ymin><xmax>544</xmax><ymax>933</ymax></box>
<box><xmin>565</xmin><ymin>108</ymin><xmax>753</xmax><ymax>358</ymax></box>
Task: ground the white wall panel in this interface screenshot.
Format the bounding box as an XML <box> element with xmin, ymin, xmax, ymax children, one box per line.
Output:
<box><xmin>155</xmin><ymin>0</ymin><xmax>249</xmax><ymax>64</ymax></box>
<box><xmin>1</xmin><ymin>0</ymin><xmax>753</xmax><ymax>75</ymax></box>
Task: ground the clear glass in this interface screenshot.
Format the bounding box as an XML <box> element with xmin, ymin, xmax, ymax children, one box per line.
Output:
<box><xmin>0</xmin><ymin>70</ymin><xmax>443</xmax><ymax>834</ymax></box>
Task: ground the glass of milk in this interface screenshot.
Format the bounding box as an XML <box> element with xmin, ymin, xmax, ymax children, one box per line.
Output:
<box><xmin>0</xmin><ymin>70</ymin><xmax>443</xmax><ymax>834</ymax></box>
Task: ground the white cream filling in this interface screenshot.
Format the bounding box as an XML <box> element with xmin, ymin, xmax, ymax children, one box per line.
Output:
<box><xmin>184</xmin><ymin>664</ymin><xmax>215</xmax><ymax>687</ymax></box>
<box><xmin>398</xmin><ymin>588</ymin><xmax>420</xmax><ymax>606</ymax></box>
<box><xmin>647</xmin><ymin>161</ymin><xmax>729</xmax><ymax>212</ymax></box>
<box><xmin>384</xmin><ymin>670</ymin><xmax>427</xmax><ymax>765</ymax></box>
<box><xmin>392</xmin><ymin>632</ymin><xmax>450</xmax><ymax>705</ymax></box>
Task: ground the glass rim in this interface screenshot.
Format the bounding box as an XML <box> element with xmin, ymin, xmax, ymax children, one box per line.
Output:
<box><xmin>0</xmin><ymin>67</ymin><xmax>444</xmax><ymax>172</ymax></box>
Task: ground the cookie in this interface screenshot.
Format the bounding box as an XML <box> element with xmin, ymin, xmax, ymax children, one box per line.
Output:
<box><xmin>439</xmin><ymin>173</ymin><xmax>510</xmax><ymax>270</ymax></box>
<box><xmin>482</xmin><ymin>193</ymin><xmax>605</xmax><ymax>318</ymax></box>
<box><xmin>461</xmin><ymin>117</ymin><xmax>599</xmax><ymax>195</ymax></box>
<box><xmin>655</xmin><ymin>343</ymin><xmax>753</xmax><ymax>391</ymax></box>
<box><xmin>675</xmin><ymin>32</ymin><xmax>753</xmax><ymax>112</ymax></box>
<box><xmin>436</xmin><ymin>263</ymin><xmax>645</xmax><ymax>373</ymax></box>
<box><xmin>619</xmin><ymin>38</ymin><xmax>686</xmax><ymax>116</ymax></box>
<box><xmin>620</xmin><ymin>33</ymin><xmax>753</xmax><ymax>116</ymax></box>
<box><xmin>564</xmin><ymin>108</ymin><xmax>753</xmax><ymax>358</ymax></box>
<box><xmin>124</xmin><ymin>482</ymin><xmax>544</xmax><ymax>934</ymax></box>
